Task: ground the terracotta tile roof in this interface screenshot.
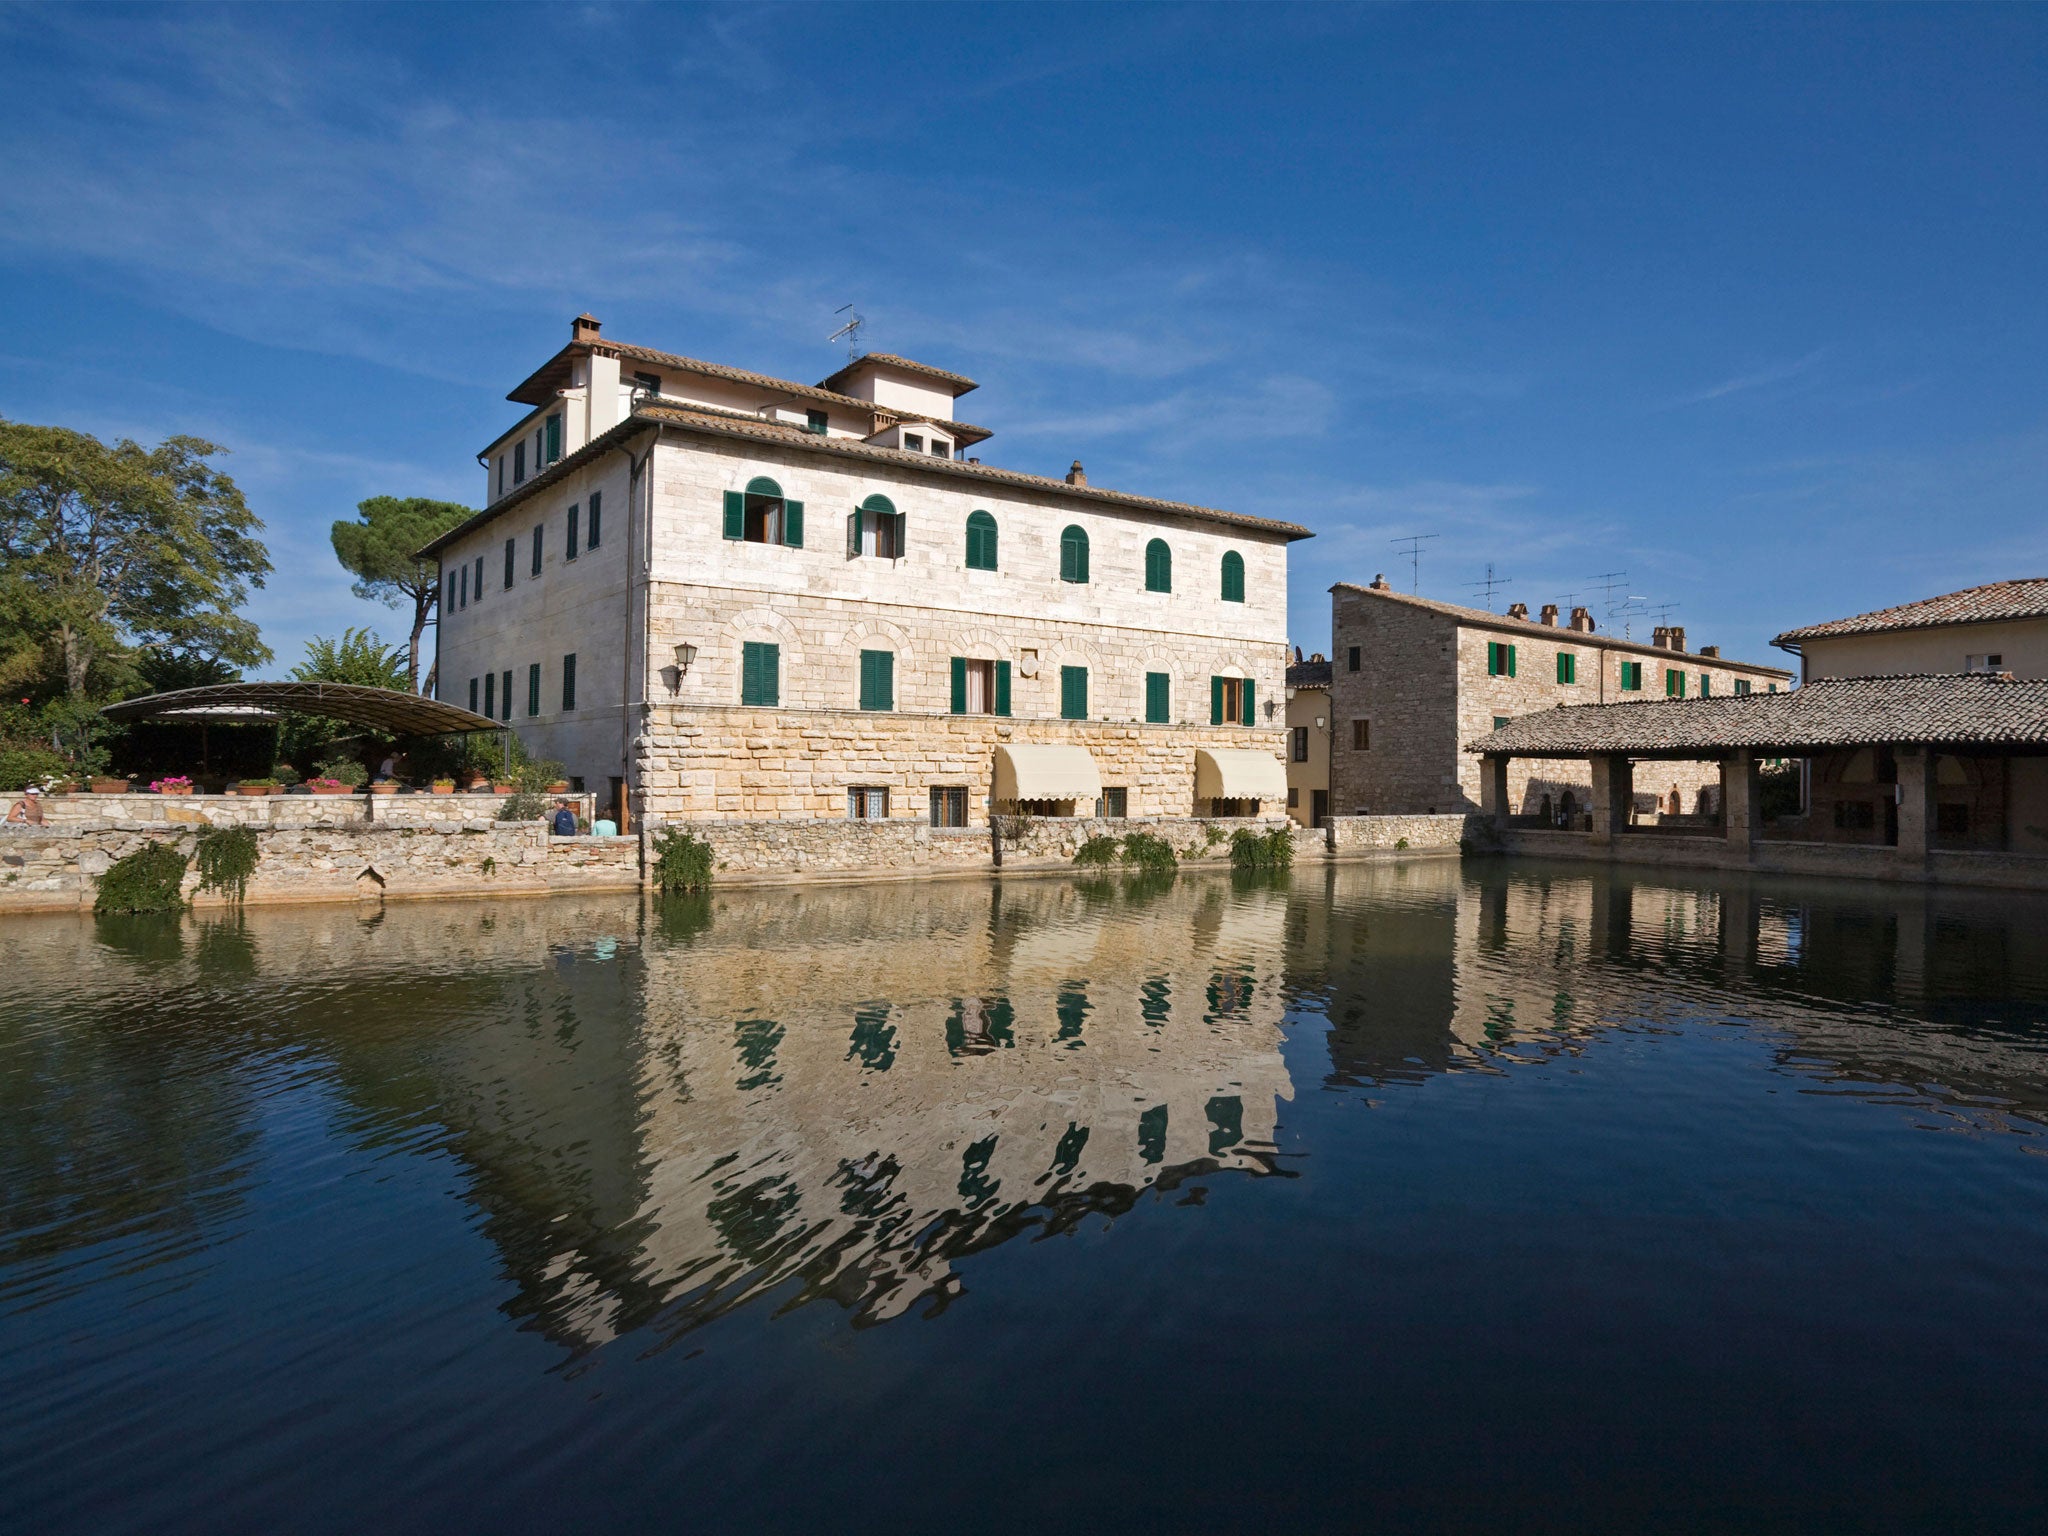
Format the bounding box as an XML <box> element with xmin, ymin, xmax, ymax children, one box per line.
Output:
<box><xmin>818</xmin><ymin>352</ymin><xmax>979</xmax><ymax>395</ymax></box>
<box><xmin>1333</xmin><ymin>581</ymin><xmax>1793</xmax><ymax>678</ymax></box>
<box><xmin>423</xmin><ymin>403</ymin><xmax>1312</xmax><ymax>557</ymax></box>
<box><xmin>1464</xmin><ymin>673</ymin><xmax>2048</xmax><ymax>758</ymax></box>
<box><xmin>1286</xmin><ymin>658</ymin><xmax>1332</xmax><ymax>688</ymax></box>
<box><xmin>1772</xmin><ymin>578</ymin><xmax>2048</xmax><ymax>645</ymax></box>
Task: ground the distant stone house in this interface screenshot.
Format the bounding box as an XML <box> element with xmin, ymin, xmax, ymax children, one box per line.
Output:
<box><xmin>1773</xmin><ymin>577</ymin><xmax>2048</xmax><ymax>681</ymax></box>
<box><xmin>1283</xmin><ymin>651</ymin><xmax>1331</xmax><ymax>828</ymax></box>
<box><xmin>423</xmin><ymin>315</ymin><xmax>1309</xmax><ymax>828</ymax></box>
<box><xmin>1327</xmin><ymin>577</ymin><xmax>1794</xmax><ymax>820</ymax></box>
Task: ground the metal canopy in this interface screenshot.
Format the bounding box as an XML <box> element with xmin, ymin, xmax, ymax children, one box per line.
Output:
<box><xmin>102</xmin><ymin>682</ymin><xmax>503</xmax><ymax>736</ymax></box>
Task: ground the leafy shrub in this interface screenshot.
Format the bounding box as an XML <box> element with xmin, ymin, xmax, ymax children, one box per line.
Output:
<box><xmin>1120</xmin><ymin>831</ymin><xmax>1178</xmax><ymax>873</ymax></box>
<box><xmin>498</xmin><ymin>791</ymin><xmax>550</xmax><ymax>822</ymax></box>
<box><xmin>94</xmin><ymin>842</ymin><xmax>189</xmax><ymax>915</ymax></box>
<box><xmin>1229</xmin><ymin>826</ymin><xmax>1294</xmax><ymax>871</ymax></box>
<box><xmin>314</xmin><ymin>754</ymin><xmax>366</xmax><ymax>787</ymax></box>
<box><xmin>1073</xmin><ymin>834</ymin><xmax>1121</xmax><ymax>867</ymax></box>
<box><xmin>651</xmin><ymin>827</ymin><xmax>714</xmax><ymax>894</ymax></box>
<box><xmin>194</xmin><ymin>825</ymin><xmax>259</xmax><ymax>904</ymax></box>
<box><xmin>273</xmin><ymin>763</ymin><xmax>301</xmax><ymax>786</ymax></box>
<box><xmin>0</xmin><ymin>747</ymin><xmax>67</xmax><ymax>791</ymax></box>
<box><xmin>514</xmin><ymin>757</ymin><xmax>568</xmax><ymax>793</ymax></box>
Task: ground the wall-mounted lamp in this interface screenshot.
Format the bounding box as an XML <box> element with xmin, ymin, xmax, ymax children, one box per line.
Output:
<box><xmin>667</xmin><ymin>642</ymin><xmax>698</xmax><ymax>696</ymax></box>
<box><xmin>1315</xmin><ymin>716</ymin><xmax>1327</xmax><ymax>730</ymax></box>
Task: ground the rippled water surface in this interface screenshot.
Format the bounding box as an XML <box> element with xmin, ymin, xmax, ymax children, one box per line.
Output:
<box><xmin>7</xmin><ymin>860</ymin><xmax>2048</xmax><ymax>1533</ymax></box>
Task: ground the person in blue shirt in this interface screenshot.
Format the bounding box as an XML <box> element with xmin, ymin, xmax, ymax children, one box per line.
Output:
<box><xmin>550</xmin><ymin>801</ymin><xmax>578</xmax><ymax>836</ymax></box>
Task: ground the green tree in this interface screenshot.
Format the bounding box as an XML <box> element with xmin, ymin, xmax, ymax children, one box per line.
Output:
<box><xmin>330</xmin><ymin>496</ymin><xmax>472</xmax><ymax>694</ymax></box>
<box><xmin>0</xmin><ymin>419</ymin><xmax>270</xmax><ymax>699</ymax></box>
<box><xmin>292</xmin><ymin>627</ymin><xmax>410</xmax><ymax>691</ymax></box>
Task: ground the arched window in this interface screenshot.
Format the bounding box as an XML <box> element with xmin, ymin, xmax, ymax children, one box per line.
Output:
<box><xmin>849</xmin><ymin>493</ymin><xmax>903</xmax><ymax>559</ymax></box>
<box><xmin>1060</xmin><ymin>524</ymin><xmax>1090</xmax><ymax>584</ymax></box>
<box><xmin>1144</xmin><ymin>538</ymin><xmax>1172</xmax><ymax>593</ymax></box>
<box><xmin>965</xmin><ymin>510</ymin><xmax>998</xmax><ymax>571</ymax></box>
<box><xmin>1220</xmin><ymin>550</ymin><xmax>1245</xmax><ymax>603</ymax></box>
<box><xmin>722</xmin><ymin>475</ymin><xmax>803</xmax><ymax>547</ymax></box>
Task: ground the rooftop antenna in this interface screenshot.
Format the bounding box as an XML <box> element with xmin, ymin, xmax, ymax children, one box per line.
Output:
<box><xmin>1465</xmin><ymin>561</ymin><xmax>1514</xmax><ymax>611</ymax></box>
<box><xmin>1589</xmin><ymin>570</ymin><xmax>1631</xmax><ymax>619</ymax></box>
<box><xmin>1391</xmin><ymin>533</ymin><xmax>1439</xmax><ymax>594</ymax></box>
<box><xmin>827</xmin><ymin>303</ymin><xmax>865</xmax><ymax>363</ymax></box>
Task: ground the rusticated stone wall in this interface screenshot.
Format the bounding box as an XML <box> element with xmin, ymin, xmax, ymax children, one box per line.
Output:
<box><xmin>33</xmin><ymin>790</ymin><xmax>597</xmax><ymax>830</ymax></box>
<box><xmin>1326</xmin><ymin>813</ymin><xmax>1481</xmax><ymax>855</ymax></box>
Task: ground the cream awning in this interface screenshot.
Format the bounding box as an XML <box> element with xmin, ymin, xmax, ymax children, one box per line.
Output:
<box><xmin>1195</xmin><ymin>748</ymin><xmax>1287</xmax><ymax>801</ymax></box>
<box><xmin>993</xmin><ymin>744</ymin><xmax>1102</xmax><ymax>803</ymax></box>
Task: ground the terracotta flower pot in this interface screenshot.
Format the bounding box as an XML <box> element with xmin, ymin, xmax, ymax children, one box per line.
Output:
<box><xmin>546</xmin><ymin>781</ymin><xmax>570</xmax><ymax>794</ymax></box>
<box><xmin>233</xmin><ymin>785</ymin><xmax>274</xmax><ymax>796</ymax></box>
<box><xmin>309</xmin><ymin>785</ymin><xmax>355</xmax><ymax>796</ymax></box>
<box><xmin>370</xmin><ymin>781</ymin><xmax>399</xmax><ymax>795</ymax></box>
<box><xmin>492</xmin><ymin>783</ymin><xmax>516</xmax><ymax>795</ymax></box>
<box><xmin>431</xmin><ymin>783</ymin><xmax>456</xmax><ymax>796</ymax></box>
<box><xmin>89</xmin><ymin>778</ymin><xmax>131</xmax><ymax>795</ymax></box>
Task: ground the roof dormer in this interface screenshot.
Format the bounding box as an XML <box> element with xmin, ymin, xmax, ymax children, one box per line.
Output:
<box><xmin>818</xmin><ymin>353</ymin><xmax>977</xmax><ymax>422</ymax></box>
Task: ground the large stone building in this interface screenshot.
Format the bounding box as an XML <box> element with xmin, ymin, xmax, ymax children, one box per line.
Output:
<box><xmin>1328</xmin><ymin>577</ymin><xmax>1793</xmax><ymax>820</ymax></box>
<box><xmin>1772</xmin><ymin>577</ymin><xmax>2048</xmax><ymax>681</ymax></box>
<box><xmin>424</xmin><ymin>316</ymin><xmax>1308</xmax><ymax>828</ymax></box>
<box><xmin>1283</xmin><ymin>650</ymin><xmax>1331</xmax><ymax>828</ymax></box>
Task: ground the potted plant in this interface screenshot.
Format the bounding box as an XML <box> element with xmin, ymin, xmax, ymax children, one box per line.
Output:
<box><xmin>233</xmin><ymin>777</ymin><xmax>280</xmax><ymax>796</ymax></box>
<box><xmin>312</xmin><ymin>756</ymin><xmax>367</xmax><ymax>795</ymax></box>
<box><xmin>491</xmin><ymin>780</ymin><xmax>516</xmax><ymax>795</ymax></box>
<box><xmin>431</xmin><ymin>777</ymin><xmax>457</xmax><ymax>795</ymax></box>
<box><xmin>149</xmin><ymin>776</ymin><xmax>195</xmax><ymax>796</ymax></box>
<box><xmin>305</xmin><ymin>776</ymin><xmax>354</xmax><ymax>796</ymax></box>
<box><xmin>370</xmin><ymin>778</ymin><xmax>401</xmax><ymax>795</ymax></box>
<box><xmin>89</xmin><ymin>776</ymin><xmax>132</xmax><ymax>794</ymax></box>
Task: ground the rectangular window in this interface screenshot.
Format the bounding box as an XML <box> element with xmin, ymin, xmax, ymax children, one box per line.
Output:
<box><xmin>531</xmin><ymin>525</ymin><xmax>543</xmax><ymax>577</ymax></box>
<box><xmin>1486</xmin><ymin>641</ymin><xmax>1518</xmax><ymax>677</ymax></box>
<box><xmin>1494</xmin><ymin>716</ymin><xmax>1510</xmax><ymax>731</ymax></box>
<box><xmin>1060</xmin><ymin>665</ymin><xmax>1088</xmax><ymax>721</ymax></box>
<box><xmin>561</xmin><ymin>653</ymin><xmax>577</xmax><ymax>711</ymax></box>
<box><xmin>544</xmin><ymin>414</ymin><xmax>562</xmax><ymax>465</ymax></box>
<box><xmin>500</xmin><ymin>670</ymin><xmax>512</xmax><ymax>723</ymax></box>
<box><xmin>1095</xmin><ymin>787</ymin><xmax>1128</xmax><ymax>818</ymax></box>
<box><xmin>587</xmin><ymin>490</ymin><xmax>601</xmax><ymax>550</ymax></box>
<box><xmin>459</xmin><ymin>563</ymin><xmax>469</xmax><ymax>609</ymax></box>
<box><xmin>468</xmin><ymin>676</ymin><xmax>479</xmax><ymax>713</ymax></box>
<box><xmin>903</xmin><ymin>433</ymin><xmax>924</xmax><ymax>453</ymax></box>
<box><xmin>847</xmin><ymin>506</ymin><xmax>902</xmax><ymax>558</ymax></box>
<box><xmin>484</xmin><ymin>671</ymin><xmax>495</xmax><ymax>720</ymax></box>
<box><xmin>474</xmin><ymin>556</ymin><xmax>484</xmax><ymax>603</ymax></box>
<box><xmin>929</xmin><ymin>438</ymin><xmax>950</xmax><ymax>457</ymax></box>
<box><xmin>806</xmin><ymin>409</ymin><xmax>830</xmax><ymax>435</ymax></box>
<box><xmin>1556</xmin><ymin>652</ymin><xmax>1577</xmax><ymax>685</ymax></box>
<box><xmin>1347</xmin><ymin>646</ymin><xmax>1361</xmax><ymax>672</ymax></box>
<box><xmin>741</xmin><ymin>641</ymin><xmax>780</xmax><ymax>707</ymax></box>
<box><xmin>1291</xmin><ymin>725</ymin><xmax>1309</xmax><ymax>762</ymax></box>
<box><xmin>1700</xmin><ymin>675</ymin><xmax>1712</xmax><ymax>698</ymax></box>
<box><xmin>1735</xmin><ymin>679</ymin><xmax>1752</xmax><ymax>696</ymax></box>
<box><xmin>1351</xmin><ymin>719</ymin><xmax>1370</xmax><ymax>750</ymax></box>
<box><xmin>566</xmin><ymin>503</ymin><xmax>580</xmax><ymax>561</ymax></box>
<box><xmin>950</xmin><ymin>657</ymin><xmax>1007</xmax><ymax>716</ymax></box>
<box><xmin>514</xmin><ymin>441</ymin><xmax>526</xmax><ymax>484</ymax></box>
<box><xmin>1621</xmin><ymin>660</ymin><xmax>1643</xmax><ymax>691</ymax></box>
<box><xmin>1211</xmin><ymin>676</ymin><xmax>1250</xmax><ymax>725</ymax></box>
<box><xmin>504</xmin><ymin>538</ymin><xmax>516</xmax><ymax>590</ymax></box>
<box><xmin>1288</xmin><ymin>787</ymin><xmax>1299</xmax><ymax>808</ymax></box>
<box><xmin>1769</xmin><ymin>683</ymin><xmax>1779</xmax><ymax>693</ymax></box>
<box><xmin>527</xmin><ymin>663</ymin><xmax>541</xmax><ymax>717</ymax></box>
<box><xmin>929</xmin><ymin>786</ymin><xmax>968</xmax><ymax>827</ymax></box>
<box><xmin>633</xmin><ymin>370</ymin><xmax>662</xmax><ymax>394</ymax></box>
<box><xmin>1666</xmin><ymin>668</ymin><xmax>1686</xmax><ymax>697</ymax></box>
<box><xmin>1145</xmin><ymin>671</ymin><xmax>1170</xmax><ymax>724</ymax></box>
<box><xmin>848</xmin><ymin>785</ymin><xmax>889</xmax><ymax>820</ymax></box>
<box><xmin>859</xmin><ymin>649</ymin><xmax>895</xmax><ymax>712</ymax></box>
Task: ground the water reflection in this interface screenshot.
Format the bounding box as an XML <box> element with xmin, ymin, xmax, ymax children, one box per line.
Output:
<box><xmin>5</xmin><ymin>859</ymin><xmax>2048</xmax><ymax>1360</ymax></box>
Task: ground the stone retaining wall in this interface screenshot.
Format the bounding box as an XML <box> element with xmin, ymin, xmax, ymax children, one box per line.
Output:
<box><xmin>1326</xmin><ymin>813</ymin><xmax>1481</xmax><ymax>856</ymax></box>
<box><xmin>33</xmin><ymin>790</ymin><xmax>598</xmax><ymax>830</ymax></box>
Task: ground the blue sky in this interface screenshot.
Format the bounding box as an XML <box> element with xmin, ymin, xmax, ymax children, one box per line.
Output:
<box><xmin>4</xmin><ymin>3</ymin><xmax>2046</xmax><ymax>677</ymax></box>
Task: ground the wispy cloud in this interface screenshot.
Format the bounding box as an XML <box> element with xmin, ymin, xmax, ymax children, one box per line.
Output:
<box><xmin>1661</xmin><ymin>349</ymin><xmax>1827</xmax><ymax>409</ymax></box>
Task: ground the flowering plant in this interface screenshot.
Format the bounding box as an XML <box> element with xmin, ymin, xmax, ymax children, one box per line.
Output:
<box><xmin>305</xmin><ymin>777</ymin><xmax>349</xmax><ymax>791</ymax></box>
<box><xmin>150</xmin><ymin>776</ymin><xmax>195</xmax><ymax>795</ymax></box>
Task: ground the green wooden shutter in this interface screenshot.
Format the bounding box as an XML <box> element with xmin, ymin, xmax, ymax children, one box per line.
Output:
<box><xmin>1221</xmin><ymin>551</ymin><xmax>1244</xmax><ymax>603</ymax></box>
<box><xmin>995</xmin><ymin>660</ymin><xmax>1011</xmax><ymax>716</ymax></box>
<box><xmin>545</xmin><ymin>414</ymin><xmax>561</xmax><ymax>463</ymax></box>
<box><xmin>1211</xmin><ymin>675</ymin><xmax>1225</xmax><ymax>725</ymax></box>
<box><xmin>1240</xmin><ymin>677</ymin><xmax>1255</xmax><ymax>726</ymax></box>
<box><xmin>950</xmin><ymin>657</ymin><xmax>967</xmax><ymax>714</ymax></box>
<box><xmin>783</xmin><ymin>499</ymin><xmax>804</xmax><ymax>548</ymax></box>
<box><xmin>860</xmin><ymin>649</ymin><xmax>893</xmax><ymax>711</ymax></box>
<box><xmin>1061</xmin><ymin>665</ymin><xmax>1087</xmax><ymax>720</ymax></box>
<box><xmin>527</xmin><ymin>663</ymin><xmax>540</xmax><ymax>716</ymax></box>
<box><xmin>501</xmin><ymin>670</ymin><xmax>512</xmax><ymax>722</ymax></box>
<box><xmin>723</xmin><ymin>491</ymin><xmax>744</xmax><ymax>540</ymax></box>
<box><xmin>1507</xmin><ymin>644</ymin><xmax>1517</xmax><ymax>678</ymax></box>
<box><xmin>1486</xmin><ymin>642</ymin><xmax>1498</xmax><ymax>675</ymax></box>
<box><xmin>1146</xmin><ymin>671</ymin><xmax>1169</xmax><ymax>723</ymax></box>
<box><xmin>847</xmin><ymin>510</ymin><xmax>862</xmax><ymax>557</ymax></box>
<box><xmin>892</xmin><ymin>511</ymin><xmax>907</xmax><ymax>555</ymax></box>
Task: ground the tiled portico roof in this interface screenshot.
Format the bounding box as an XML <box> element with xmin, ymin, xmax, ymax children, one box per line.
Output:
<box><xmin>1773</xmin><ymin>578</ymin><xmax>2048</xmax><ymax>646</ymax></box>
<box><xmin>1464</xmin><ymin>673</ymin><xmax>2048</xmax><ymax>759</ymax></box>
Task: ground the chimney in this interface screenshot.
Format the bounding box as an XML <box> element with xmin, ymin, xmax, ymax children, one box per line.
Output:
<box><xmin>1539</xmin><ymin>603</ymin><xmax>1559</xmax><ymax>627</ymax></box>
<box><xmin>1294</xmin><ymin>645</ymin><xmax>1303</xmax><ymax>664</ymax></box>
<box><xmin>1570</xmin><ymin>606</ymin><xmax>1596</xmax><ymax>633</ymax></box>
<box><xmin>1066</xmin><ymin>460</ymin><xmax>1087</xmax><ymax>486</ymax></box>
<box><xmin>1669</xmin><ymin>626</ymin><xmax>1686</xmax><ymax>654</ymax></box>
<box><xmin>1652</xmin><ymin>625</ymin><xmax>1672</xmax><ymax>650</ymax></box>
<box><xmin>1370</xmin><ymin>573</ymin><xmax>1391</xmax><ymax>590</ymax></box>
<box><xmin>1699</xmin><ymin>644</ymin><xmax>1720</xmax><ymax>659</ymax></box>
<box><xmin>572</xmin><ymin>313</ymin><xmax>602</xmax><ymax>343</ymax></box>
<box><xmin>1507</xmin><ymin>602</ymin><xmax>1529</xmax><ymax>621</ymax></box>
<box><xmin>968</xmin><ymin>457</ymin><xmax>980</xmax><ymax>465</ymax></box>
<box><xmin>1311</xmin><ymin>651</ymin><xmax>1325</xmax><ymax>663</ymax></box>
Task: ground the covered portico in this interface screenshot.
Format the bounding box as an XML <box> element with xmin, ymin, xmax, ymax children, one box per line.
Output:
<box><xmin>1466</xmin><ymin>673</ymin><xmax>2048</xmax><ymax>887</ymax></box>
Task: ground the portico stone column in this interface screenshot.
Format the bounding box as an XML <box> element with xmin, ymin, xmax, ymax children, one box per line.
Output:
<box><xmin>1480</xmin><ymin>754</ymin><xmax>1511</xmax><ymax>831</ymax></box>
<box><xmin>1895</xmin><ymin>745</ymin><xmax>1934</xmax><ymax>863</ymax></box>
<box><xmin>1722</xmin><ymin>750</ymin><xmax>1760</xmax><ymax>861</ymax></box>
<box><xmin>1590</xmin><ymin>755</ymin><xmax>1632</xmax><ymax>844</ymax></box>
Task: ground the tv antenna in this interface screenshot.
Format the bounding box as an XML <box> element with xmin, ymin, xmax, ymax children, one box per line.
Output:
<box><xmin>1589</xmin><ymin>570</ymin><xmax>1631</xmax><ymax>618</ymax></box>
<box><xmin>1391</xmin><ymin>533</ymin><xmax>1439</xmax><ymax>594</ymax></box>
<box><xmin>1465</xmin><ymin>562</ymin><xmax>1514</xmax><ymax>611</ymax></box>
<box><xmin>827</xmin><ymin>304</ymin><xmax>865</xmax><ymax>362</ymax></box>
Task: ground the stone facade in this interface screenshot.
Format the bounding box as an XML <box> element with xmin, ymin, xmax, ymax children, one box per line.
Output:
<box><xmin>427</xmin><ymin>321</ymin><xmax>1307</xmax><ymax>831</ymax></box>
<box><xmin>1326</xmin><ymin>813</ymin><xmax>1479</xmax><ymax>854</ymax></box>
<box><xmin>1284</xmin><ymin>657</ymin><xmax>1331</xmax><ymax>827</ymax></box>
<box><xmin>1328</xmin><ymin>581</ymin><xmax>1793</xmax><ymax>820</ymax></box>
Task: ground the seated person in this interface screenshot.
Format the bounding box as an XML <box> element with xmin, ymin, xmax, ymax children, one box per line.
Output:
<box><xmin>5</xmin><ymin>786</ymin><xmax>45</xmax><ymax>825</ymax></box>
<box><xmin>591</xmin><ymin>818</ymin><xmax>617</xmax><ymax>838</ymax></box>
<box><xmin>550</xmin><ymin>800</ymin><xmax>578</xmax><ymax>836</ymax></box>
